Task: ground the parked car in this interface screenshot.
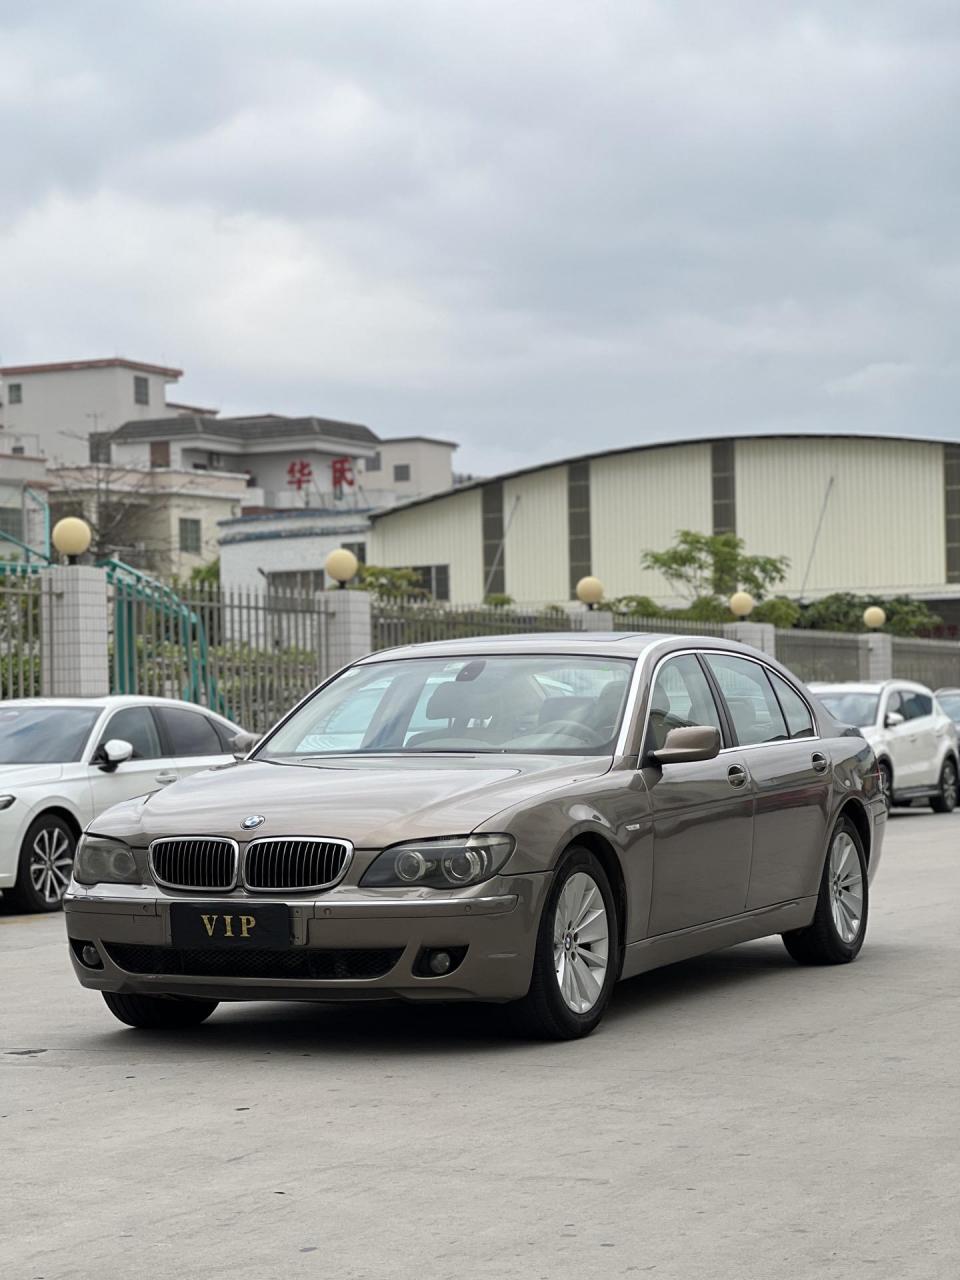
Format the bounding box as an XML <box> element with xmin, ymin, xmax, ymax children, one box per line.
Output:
<box><xmin>810</xmin><ymin>680</ymin><xmax>958</xmax><ymax>813</ymax></box>
<box><xmin>65</xmin><ymin>635</ymin><xmax>885</xmax><ymax>1040</ymax></box>
<box><xmin>0</xmin><ymin>697</ymin><xmax>245</xmax><ymax>913</ymax></box>
<box><xmin>935</xmin><ymin>687</ymin><xmax>960</xmax><ymax>737</ymax></box>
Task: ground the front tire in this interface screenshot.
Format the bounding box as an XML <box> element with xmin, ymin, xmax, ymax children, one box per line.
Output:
<box><xmin>509</xmin><ymin>845</ymin><xmax>620</xmax><ymax>1040</ymax></box>
<box><xmin>782</xmin><ymin>816</ymin><xmax>868</xmax><ymax>965</ymax></box>
<box><xmin>878</xmin><ymin>760</ymin><xmax>893</xmax><ymax>814</ymax></box>
<box><xmin>6</xmin><ymin>815</ymin><xmax>77</xmax><ymax>913</ymax></box>
<box><xmin>930</xmin><ymin>758</ymin><xmax>958</xmax><ymax>813</ymax></box>
<box><xmin>102</xmin><ymin>992</ymin><xmax>219</xmax><ymax>1030</ymax></box>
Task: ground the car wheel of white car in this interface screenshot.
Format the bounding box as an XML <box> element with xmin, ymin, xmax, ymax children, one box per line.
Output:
<box><xmin>930</xmin><ymin>759</ymin><xmax>959</xmax><ymax>813</ymax></box>
<box><xmin>878</xmin><ymin>760</ymin><xmax>893</xmax><ymax>813</ymax></box>
<box><xmin>6</xmin><ymin>815</ymin><xmax>77</xmax><ymax>914</ymax></box>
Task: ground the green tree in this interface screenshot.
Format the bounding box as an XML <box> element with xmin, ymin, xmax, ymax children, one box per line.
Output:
<box><xmin>642</xmin><ymin>531</ymin><xmax>789</xmax><ymax>602</ymax></box>
<box><xmin>797</xmin><ymin>593</ymin><xmax>941</xmax><ymax>637</ymax></box>
<box><xmin>352</xmin><ymin>564</ymin><xmax>428</xmax><ymax>599</ymax></box>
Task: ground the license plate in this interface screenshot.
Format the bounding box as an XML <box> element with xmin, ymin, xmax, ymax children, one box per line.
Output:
<box><xmin>170</xmin><ymin>903</ymin><xmax>291</xmax><ymax>948</ymax></box>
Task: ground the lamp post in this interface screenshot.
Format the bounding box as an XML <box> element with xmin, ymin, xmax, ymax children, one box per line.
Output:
<box><xmin>729</xmin><ymin>590</ymin><xmax>755</xmax><ymax>618</ymax></box>
<box><xmin>863</xmin><ymin>605</ymin><xmax>886</xmax><ymax>630</ymax></box>
<box><xmin>324</xmin><ymin>547</ymin><xmax>359</xmax><ymax>590</ymax></box>
<box><xmin>575</xmin><ymin>576</ymin><xmax>604</xmax><ymax>611</ymax></box>
<box><xmin>51</xmin><ymin>517</ymin><xmax>92</xmax><ymax>565</ymax></box>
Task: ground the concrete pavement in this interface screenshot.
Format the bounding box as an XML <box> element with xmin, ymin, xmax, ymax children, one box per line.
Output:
<box><xmin>2</xmin><ymin>810</ymin><xmax>958</xmax><ymax>1279</ymax></box>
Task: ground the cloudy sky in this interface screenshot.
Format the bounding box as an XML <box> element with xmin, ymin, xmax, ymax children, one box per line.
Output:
<box><xmin>2</xmin><ymin>0</ymin><xmax>959</xmax><ymax>474</ymax></box>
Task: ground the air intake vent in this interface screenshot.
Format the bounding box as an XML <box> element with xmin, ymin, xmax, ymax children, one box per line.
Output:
<box><xmin>149</xmin><ymin>838</ymin><xmax>238</xmax><ymax>891</ymax></box>
<box><xmin>243</xmin><ymin>838</ymin><xmax>351</xmax><ymax>892</ymax></box>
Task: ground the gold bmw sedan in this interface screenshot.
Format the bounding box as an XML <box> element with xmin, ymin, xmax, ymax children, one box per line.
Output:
<box><xmin>64</xmin><ymin>634</ymin><xmax>885</xmax><ymax>1040</ymax></box>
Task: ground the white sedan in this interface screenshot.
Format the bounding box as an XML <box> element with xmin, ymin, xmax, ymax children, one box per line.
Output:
<box><xmin>0</xmin><ymin>697</ymin><xmax>245</xmax><ymax>913</ymax></box>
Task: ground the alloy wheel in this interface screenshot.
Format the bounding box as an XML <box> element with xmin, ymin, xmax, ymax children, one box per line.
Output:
<box><xmin>553</xmin><ymin>871</ymin><xmax>610</xmax><ymax>1013</ymax></box>
<box><xmin>942</xmin><ymin>762</ymin><xmax>958</xmax><ymax>809</ymax></box>
<box><xmin>29</xmin><ymin>826</ymin><xmax>74</xmax><ymax>907</ymax></box>
<box><xmin>828</xmin><ymin>831</ymin><xmax>864</xmax><ymax>944</ymax></box>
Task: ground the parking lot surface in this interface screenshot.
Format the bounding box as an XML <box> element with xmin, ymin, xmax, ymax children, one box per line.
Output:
<box><xmin>3</xmin><ymin>810</ymin><xmax>958</xmax><ymax>1280</ymax></box>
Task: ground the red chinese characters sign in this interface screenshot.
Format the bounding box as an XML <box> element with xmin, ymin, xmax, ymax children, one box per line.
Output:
<box><xmin>332</xmin><ymin>457</ymin><xmax>355</xmax><ymax>493</ymax></box>
<box><xmin>286</xmin><ymin>459</ymin><xmax>313</xmax><ymax>491</ymax></box>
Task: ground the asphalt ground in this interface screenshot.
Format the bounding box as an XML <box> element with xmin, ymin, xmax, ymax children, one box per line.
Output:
<box><xmin>2</xmin><ymin>808</ymin><xmax>958</xmax><ymax>1280</ymax></box>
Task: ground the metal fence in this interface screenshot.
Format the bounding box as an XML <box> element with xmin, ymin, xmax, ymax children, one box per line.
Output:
<box><xmin>372</xmin><ymin>602</ymin><xmax>582</xmax><ymax>651</ymax></box>
<box><xmin>611</xmin><ymin>613</ymin><xmax>726</xmax><ymax>636</ymax></box>
<box><xmin>110</xmin><ymin>580</ymin><xmax>330</xmax><ymax>734</ymax></box>
<box><xmin>775</xmin><ymin>629</ymin><xmax>863</xmax><ymax>682</ymax></box>
<box><xmin>0</xmin><ymin>573</ymin><xmax>43</xmax><ymax>698</ymax></box>
<box><xmin>891</xmin><ymin>638</ymin><xmax>960</xmax><ymax>690</ymax></box>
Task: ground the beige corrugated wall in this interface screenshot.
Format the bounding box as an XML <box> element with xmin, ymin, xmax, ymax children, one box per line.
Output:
<box><xmin>502</xmin><ymin>466</ymin><xmax>569</xmax><ymax>604</ymax></box>
<box><xmin>736</xmin><ymin>437</ymin><xmax>945</xmax><ymax>594</ymax></box>
<box><xmin>367</xmin><ymin>488</ymin><xmax>485</xmax><ymax>601</ymax></box>
<box><xmin>590</xmin><ymin>443</ymin><xmax>714</xmax><ymax>599</ymax></box>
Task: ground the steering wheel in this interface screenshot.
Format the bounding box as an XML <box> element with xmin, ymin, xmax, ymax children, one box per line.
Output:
<box><xmin>537</xmin><ymin>719</ymin><xmax>605</xmax><ymax>746</ymax></box>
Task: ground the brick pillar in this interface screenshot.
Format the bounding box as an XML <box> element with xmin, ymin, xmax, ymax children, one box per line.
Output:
<box><xmin>325</xmin><ymin>589</ymin><xmax>372</xmax><ymax>674</ymax></box>
<box><xmin>723</xmin><ymin>621</ymin><xmax>777</xmax><ymax>658</ymax></box>
<box><xmin>859</xmin><ymin>632</ymin><xmax>892</xmax><ymax>681</ymax></box>
<box><xmin>40</xmin><ymin>565</ymin><xmax>110</xmax><ymax>697</ymax></box>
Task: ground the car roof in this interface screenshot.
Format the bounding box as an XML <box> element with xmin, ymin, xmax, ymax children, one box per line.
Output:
<box><xmin>357</xmin><ymin>631</ymin><xmax>738</xmax><ymax>663</ymax></box>
<box><xmin>809</xmin><ymin>680</ymin><xmax>933</xmax><ymax>694</ymax></box>
<box><xmin>0</xmin><ymin>695</ymin><xmax>237</xmax><ymax>721</ymax></box>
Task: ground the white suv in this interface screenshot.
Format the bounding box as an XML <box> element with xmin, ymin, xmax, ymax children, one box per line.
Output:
<box><xmin>810</xmin><ymin>680</ymin><xmax>959</xmax><ymax>813</ymax></box>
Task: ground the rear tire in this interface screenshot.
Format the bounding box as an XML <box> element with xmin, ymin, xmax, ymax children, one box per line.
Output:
<box><xmin>782</xmin><ymin>816</ymin><xmax>868</xmax><ymax>966</ymax></box>
<box><xmin>508</xmin><ymin>845</ymin><xmax>620</xmax><ymax>1040</ymax></box>
<box><xmin>930</xmin><ymin>758</ymin><xmax>958</xmax><ymax>813</ymax></box>
<box><xmin>102</xmin><ymin>992</ymin><xmax>219</xmax><ymax>1030</ymax></box>
<box><xmin>6</xmin><ymin>815</ymin><xmax>77</xmax><ymax>913</ymax></box>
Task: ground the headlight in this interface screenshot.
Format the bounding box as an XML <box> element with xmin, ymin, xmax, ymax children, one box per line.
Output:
<box><xmin>74</xmin><ymin>835</ymin><xmax>140</xmax><ymax>885</ymax></box>
<box><xmin>360</xmin><ymin>834</ymin><xmax>515</xmax><ymax>889</ymax></box>
<box><xmin>0</xmin><ymin>795</ymin><xmax>14</xmax><ymax>811</ymax></box>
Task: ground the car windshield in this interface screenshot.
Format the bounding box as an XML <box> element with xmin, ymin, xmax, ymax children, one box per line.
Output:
<box><xmin>938</xmin><ymin>692</ymin><xmax>960</xmax><ymax>720</ymax></box>
<box><xmin>258</xmin><ymin>655</ymin><xmax>635</xmax><ymax>757</ymax></box>
<box><xmin>815</xmin><ymin>691</ymin><xmax>879</xmax><ymax>728</ymax></box>
<box><xmin>0</xmin><ymin>706</ymin><xmax>101</xmax><ymax>764</ymax></box>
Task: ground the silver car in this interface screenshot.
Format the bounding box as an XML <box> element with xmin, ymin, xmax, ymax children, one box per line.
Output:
<box><xmin>65</xmin><ymin>634</ymin><xmax>885</xmax><ymax>1040</ymax></box>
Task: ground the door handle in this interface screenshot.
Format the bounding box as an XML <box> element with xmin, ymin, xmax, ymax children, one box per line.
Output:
<box><xmin>154</xmin><ymin>771</ymin><xmax>178</xmax><ymax>785</ymax></box>
<box><xmin>811</xmin><ymin>752</ymin><xmax>828</xmax><ymax>774</ymax></box>
<box><xmin>727</xmin><ymin>764</ymin><xmax>748</xmax><ymax>788</ymax></box>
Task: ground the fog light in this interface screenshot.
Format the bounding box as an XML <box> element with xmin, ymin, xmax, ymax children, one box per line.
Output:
<box><xmin>429</xmin><ymin>950</ymin><xmax>452</xmax><ymax>975</ymax></box>
<box><xmin>79</xmin><ymin>943</ymin><xmax>103</xmax><ymax>969</ymax></box>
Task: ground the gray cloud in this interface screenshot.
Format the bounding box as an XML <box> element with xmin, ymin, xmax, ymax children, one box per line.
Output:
<box><xmin>3</xmin><ymin>0</ymin><xmax>960</xmax><ymax>475</ymax></box>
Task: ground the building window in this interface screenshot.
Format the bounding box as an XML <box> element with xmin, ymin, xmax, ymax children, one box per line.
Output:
<box><xmin>945</xmin><ymin>446</ymin><xmax>960</xmax><ymax>583</ymax></box>
<box><xmin>150</xmin><ymin>441</ymin><xmax>171</xmax><ymax>468</ymax></box>
<box><xmin>0</xmin><ymin>508</ymin><xmax>24</xmax><ymax>541</ymax></box>
<box><xmin>89</xmin><ymin>435</ymin><xmax>112</xmax><ymax>464</ymax></box>
<box><xmin>567</xmin><ymin>461</ymin><xmax>591</xmax><ymax>596</ymax></box>
<box><xmin>711</xmin><ymin>440</ymin><xmax>736</xmax><ymax>535</ymax></box>
<box><xmin>393</xmin><ymin>463</ymin><xmax>411</xmax><ymax>483</ymax></box>
<box><xmin>134</xmin><ymin>375</ymin><xmax>150</xmax><ymax>406</ymax></box>
<box><xmin>266</xmin><ymin>570</ymin><xmax>325</xmax><ymax>594</ymax></box>
<box><xmin>412</xmin><ymin>564</ymin><xmax>450</xmax><ymax>601</ymax></box>
<box><xmin>179</xmin><ymin>517</ymin><xmax>202</xmax><ymax>554</ymax></box>
<box><xmin>366</xmin><ymin>452</ymin><xmax>382</xmax><ymax>473</ymax></box>
<box><xmin>482</xmin><ymin>482</ymin><xmax>505</xmax><ymax>596</ymax></box>
<box><xmin>7</xmin><ymin>382</ymin><xmax>22</xmax><ymax>405</ymax></box>
<box><xmin>343</xmin><ymin>541</ymin><xmax>367</xmax><ymax>565</ymax></box>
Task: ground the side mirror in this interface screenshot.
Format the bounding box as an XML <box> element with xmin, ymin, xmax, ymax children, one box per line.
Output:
<box><xmin>649</xmin><ymin>725</ymin><xmax>721</xmax><ymax>765</ymax></box>
<box><xmin>885</xmin><ymin>711</ymin><xmax>905</xmax><ymax>728</ymax></box>
<box><xmin>230</xmin><ymin>731</ymin><xmax>261</xmax><ymax>757</ymax></box>
<box><xmin>96</xmin><ymin>738</ymin><xmax>134</xmax><ymax>772</ymax></box>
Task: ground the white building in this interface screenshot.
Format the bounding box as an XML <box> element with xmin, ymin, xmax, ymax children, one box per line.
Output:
<box><xmin>366</xmin><ymin>433</ymin><xmax>960</xmax><ymax>623</ymax></box>
<box><xmin>0</xmin><ymin>439</ymin><xmax>53</xmax><ymax>562</ymax></box>
<box><xmin>0</xmin><ymin>357</ymin><xmax>202</xmax><ymax>465</ymax></box>
<box><xmin>218</xmin><ymin>509</ymin><xmax>371</xmax><ymax>594</ymax></box>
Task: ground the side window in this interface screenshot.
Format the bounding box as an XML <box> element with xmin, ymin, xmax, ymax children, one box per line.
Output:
<box><xmin>705</xmin><ymin>654</ymin><xmax>788</xmax><ymax>746</ymax></box>
<box><xmin>901</xmin><ymin>691</ymin><xmax>933</xmax><ymax>720</ymax></box>
<box><xmin>768</xmin><ymin>672</ymin><xmax>815</xmax><ymax>740</ymax></box>
<box><xmin>209</xmin><ymin>718</ymin><xmax>239</xmax><ymax>752</ymax></box>
<box><xmin>885</xmin><ymin>692</ymin><xmax>904</xmax><ymax>723</ymax></box>
<box><xmin>645</xmin><ymin>655</ymin><xmax>723</xmax><ymax>753</ymax></box>
<box><xmin>98</xmin><ymin>707</ymin><xmax>162</xmax><ymax>760</ymax></box>
<box><xmin>156</xmin><ymin>706</ymin><xmax>224</xmax><ymax>757</ymax></box>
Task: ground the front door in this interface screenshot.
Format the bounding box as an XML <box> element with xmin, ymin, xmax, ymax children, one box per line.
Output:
<box><xmin>882</xmin><ymin>689</ymin><xmax>925</xmax><ymax>788</ymax></box>
<box><xmin>643</xmin><ymin>653</ymin><xmax>755</xmax><ymax>935</ymax></box>
<box><xmin>702</xmin><ymin>655</ymin><xmax>832</xmax><ymax>910</ymax></box>
<box><xmin>87</xmin><ymin>705</ymin><xmax>179</xmax><ymax>813</ymax></box>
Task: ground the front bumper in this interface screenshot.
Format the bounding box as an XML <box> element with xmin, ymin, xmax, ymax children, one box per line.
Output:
<box><xmin>63</xmin><ymin>874</ymin><xmax>550</xmax><ymax>1003</ymax></box>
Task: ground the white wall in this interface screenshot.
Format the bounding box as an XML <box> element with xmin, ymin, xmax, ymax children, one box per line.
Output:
<box><xmin>364</xmin><ymin>439</ymin><xmax>455</xmax><ymax>500</ymax></box>
<box><xmin>368</xmin><ymin>487</ymin><xmax>484</xmax><ymax>601</ymax></box>
<box><xmin>1</xmin><ymin>366</ymin><xmax>177</xmax><ymax>465</ymax></box>
<box><xmin>502</xmin><ymin>466</ymin><xmax>569</xmax><ymax>603</ymax></box>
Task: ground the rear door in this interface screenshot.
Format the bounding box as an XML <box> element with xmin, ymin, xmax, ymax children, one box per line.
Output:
<box><xmin>87</xmin><ymin>705</ymin><xmax>178</xmax><ymax>813</ymax></box>
<box><xmin>154</xmin><ymin>705</ymin><xmax>236</xmax><ymax>780</ymax></box>
<box><xmin>703</xmin><ymin>654</ymin><xmax>831</xmax><ymax>910</ymax></box>
<box><xmin>882</xmin><ymin>688</ymin><xmax>923</xmax><ymax>787</ymax></box>
<box><xmin>899</xmin><ymin>689</ymin><xmax>940</xmax><ymax>788</ymax></box>
<box><xmin>643</xmin><ymin>653</ymin><xmax>755</xmax><ymax>934</ymax></box>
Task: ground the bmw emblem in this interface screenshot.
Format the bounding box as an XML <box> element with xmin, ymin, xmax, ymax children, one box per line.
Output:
<box><xmin>241</xmin><ymin>814</ymin><xmax>265</xmax><ymax>830</ymax></box>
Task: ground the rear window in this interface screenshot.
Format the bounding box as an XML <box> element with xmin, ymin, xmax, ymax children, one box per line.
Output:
<box><xmin>155</xmin><ymin>706</ymin><xmax>224</xmax><ymax>757</ymax></box>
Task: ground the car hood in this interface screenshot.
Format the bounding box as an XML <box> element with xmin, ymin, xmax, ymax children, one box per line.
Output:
<box><xmin>92</xmin><ymin>754</ymin><xmax>612</xmax><ymax>847</ymax></box>
<box><xmin>0</xmin><ymin>763</ymin><xmax>66</xmax><ymax>790</ymax></box>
